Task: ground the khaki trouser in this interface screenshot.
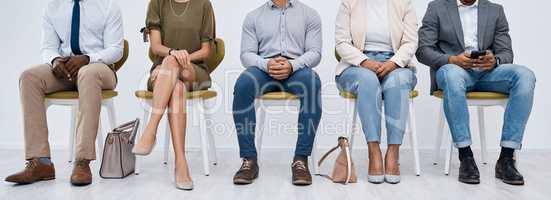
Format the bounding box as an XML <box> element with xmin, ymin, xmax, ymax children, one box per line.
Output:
<box><xmin>20</xmin><ymin>63</ymin><xmax>116</xmax><ymax>160</ymax></box>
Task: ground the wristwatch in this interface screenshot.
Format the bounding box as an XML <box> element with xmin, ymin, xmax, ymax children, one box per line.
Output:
<box><xmin>168</xmin><ymin>48</ymin><xmax>177</xmax><ymax>56</ymax></box>
<box><xmin>51</xmin><ymin>57</ymin><xmax>61</xmax><ymax>65</ymax></box>
<box><xmin>495</xmin><ymin>56</ymin><xmax>501</xmax><ymax>67</ymax></box>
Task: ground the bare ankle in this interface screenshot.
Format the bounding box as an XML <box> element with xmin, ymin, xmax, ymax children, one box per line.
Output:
<box><xmin>368</xmin><ymin>142</ymin><xmax>382</xmax><ymax>159</ymax></box>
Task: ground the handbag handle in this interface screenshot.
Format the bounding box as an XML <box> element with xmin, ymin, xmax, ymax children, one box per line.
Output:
<box><xmin>317</xmin><ymin>136</ymin><xmax>353</xmax><ymax>184</ymax></box>
<box><xmin>343</xmin><ymin>141</ymin><xmax>352</xmax><ymax>184</ymax></box>
<box><xmin>112</xmin><ymin>119</ymin><xmax>140</xmax><ymax>142</ymax></box>
<box><xmin>317</xmin><ymin>143</ymin><xmax>340</xmax><ymax>168</ymax></box>
<box><xmin>317</xmin><ymin>136</ymin><xmax>350</xmax><ymax>167</ymax></box>
<box><xmin>114</xmin><ymin>118</ymin><xmax>139</xmax><ymax>132</ymax></box>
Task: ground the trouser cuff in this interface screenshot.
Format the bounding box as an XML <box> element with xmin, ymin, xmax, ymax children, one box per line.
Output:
<box><xmin>454</xmin><ymin>141</ymin><xmax>472</xmax><ymax>148</ymax></box>
<box><xmin>501</xmin><ymin>141</ymin><xmax>522</xmax><ymax>150</ymax></box>
<box><xmin>240</xmin><ymin>151</ymin><xmax>257</xmax><ymax>160</ymax></box>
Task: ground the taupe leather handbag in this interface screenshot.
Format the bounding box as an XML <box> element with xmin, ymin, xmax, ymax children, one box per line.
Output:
<box><xmin>318</xmin><ymin>136</ymin><xmax>358</xmax><ymax>184</ymax></box>
<box><xmin>100</xmin><ymin>119</ymin><xmax>140</xmax><ymax>179</ymax></box>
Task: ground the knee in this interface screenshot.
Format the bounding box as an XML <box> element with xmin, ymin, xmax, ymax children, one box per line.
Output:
<box><xmin>290</xmin><ymin>69</ymin><xmax>322</xmax><ymax>95</ymax></box>
<box><xmin>297</xmin><ymin>69</ymin><xmax>321</xmax><ymax>91</ymax></box>
<box><xmin>436</xmin><ymin>64</ymin><xmax>467</xmax><ymax>90</ymax></box>
<box><xmin>355</xmin><ymin>70</ymin><xmax>379</xmax><ymax>91</ymax></box>
<box><xmin>234</xmin><ymin>69</ymin><xmax>259</xmax><ymax>93</ymax></box>
<box><xmin>77</xmin><ymin>65</ymin><xmax>102</xmax><ymax>83</ymax></box>
<box><xmin>503</xmin><ymin>64</ymin><xmax>536</xmax><ymax>90</ymax></box>
<box><xmin>180</xmin><ymin>69</ymin><xmax>194</xmax><ymax>82</ymax></box>
<box><xmin>161</xmin><ymin>56</ymin><xmax>180</xmax><ymax>70</ymax></box>
<box><xmin>383</xmin><ymin>68</ymin><xmax>415</xmax><ymax>89</ymax></box>
<box><xmin>19</xmin><ymin>68</ymin><xmax>40</xmax><ymax>87</ymax></box>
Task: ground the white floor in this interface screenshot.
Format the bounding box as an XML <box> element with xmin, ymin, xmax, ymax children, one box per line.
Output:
<box><xmin>0</xmin><ymin>149</ymin><xmax>550</xmax><ymax>200</ymax></box>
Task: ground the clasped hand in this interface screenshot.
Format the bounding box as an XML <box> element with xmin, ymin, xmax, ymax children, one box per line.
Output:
<box><xmin>360</xmin><ymin>59</ymin><xmax>398</xmax><ymax>78</ymax></box>
<box><xmin>170</xmin><ymin>49</ymin><xmax>192</xmax><ymax>68</ymax></box>
<box><xmin>268</xmin><ymin>56</ymin><xmax>293</xmax><ymax>80</ymax></box>
<box><xmin>52</xmin><ymin>55</ymin><xmax>90</xmax><ymax>82</ymax></box>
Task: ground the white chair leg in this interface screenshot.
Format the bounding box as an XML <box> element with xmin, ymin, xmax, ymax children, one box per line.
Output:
<box><xmin>196</xmin><ymin>100</ymin><xmax>211</xmax><ymax>176</ymax></box>
<box><xmin>135</xmin><ymin>105</ymin><xmax>150</xmax><ymax>175</ymax></box>
<box><xmin>206</xmin><ymin>130</ymin><xmax>218</xmax><ymax>165</ymax></box>
<box><xmin>433</xmin><ymin>103</ymin><xmax>445</xmax><ymax>165</ymax></box>
<box><xmin>68</xmin><ymin>105</ymin><xmax>77</xmax><ymax>163</ymax></box>
<box><xmin>255</xmin><ymin>102</ymin><xmax>266</xmax><ymax>159</ymax></box>
<box><xmin>163</xmin><ymin>117</ymin><xmax>170</xmax><ymax>165</ymax></box>
<box><xmin>97</xmin><ymin>116</ymin><xmax>104</xmax><ymax>161</ymax></box>
<box><xmin>477</xmin><ymin>107</ymin><xmax>488</xmax><ymax>165</ymax></box>
<box><xmin>349</xmin><ymin>99</ymin><xmax>358</xmax><ymax>152</ymax></box>
<box><xmin>408</xmin><ymin>100</ymin><xmax>421</xmax><ymax>176</ymax></box>
<box><xmin>444</xmin><ymin>122</ymin><xmax>453</xmax><ymax>175</ymax></box>
<box><xmin>204</xmin><ymin>99</ymin><xmax>218</xmax><ymax>165</ymax></box>
<box><xmin>105</xmin><ymin>99</ymin><xmax>117</xmax><ymax>130</ymax></box>
<box><xmin>96</xmin><ymin>99</ymin><xmax>115</xmax><ymax>163</ymax></box>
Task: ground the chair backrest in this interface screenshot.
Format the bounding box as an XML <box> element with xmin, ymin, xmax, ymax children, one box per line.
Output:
<box><xmin>205</xmin><ymin>38</ymin><xmax>225</xmax><ymax>73</ymax></box>
<box><xmin>113</xmin><ymin>40</ymin><xmax>129</xmax><ymax>71</ymax></box>
<box><xmin>335</xmin><ymin>49</ymin><xmax>341</xmax><ymax>62</ymax></box>
<box><xmin>147</xmin><ymin>38</ymin><xmax>225</xmax><ymax>74</ymax></box>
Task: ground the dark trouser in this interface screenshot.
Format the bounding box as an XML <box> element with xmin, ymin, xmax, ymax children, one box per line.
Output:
<box><xmin>232</xmin><ymin>67</ymin><xmax>322</xmax><ymax>159</ymax></box>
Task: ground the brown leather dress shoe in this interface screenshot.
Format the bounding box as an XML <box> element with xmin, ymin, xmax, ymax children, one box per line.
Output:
<box><xmin>5</xmin><ymin>158</ymin><xmax>55</xmax><ymax>184</ymax></box>
<box><xmin>70</xmin><ymin>159</ymin><xmax>92</xmax><ymax>186</ymax></box>
<box><xmin>233</xmin><ymin>159</ymin><xmax>259</xmax><ymax>185</ymax></box>
<box><xmin>292</xmin><ymin>159</ymin><xmax>312</xmax><ymax>186</ymax></box>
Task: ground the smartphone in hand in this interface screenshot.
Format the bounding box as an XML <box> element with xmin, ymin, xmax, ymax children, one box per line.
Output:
<box><xmin>470</xmin><ymin>51</ymin><xmax>487</xmax><ymax>59</ymax></box>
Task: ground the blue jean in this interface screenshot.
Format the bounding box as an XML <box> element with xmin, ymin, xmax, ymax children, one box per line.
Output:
<box><xmin>336</xmin><ymin>51</ymin><xmax>417</xmax><ymax>144</ymax></box>
<box><xmin>436</xmin><ymin>64</ymin><xmax>536</xmax><ymax>149</ymax></box>
<box><xmin>233</xmin><ymin>67</ymin><xmax>322</xmax><ymax>159</ymax></box>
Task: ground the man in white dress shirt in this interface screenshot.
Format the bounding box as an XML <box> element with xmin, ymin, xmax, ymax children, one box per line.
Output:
<box><xmin>5</xmin><ymin>0</ymin><xmax>124</xmax><ymax>186</ymax></box>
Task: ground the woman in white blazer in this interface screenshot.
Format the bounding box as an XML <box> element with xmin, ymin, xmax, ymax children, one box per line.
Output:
<box><xmin>335</xmin><ymin>0</ymin><xmax>418</xmax><ymax>184</ymax></box>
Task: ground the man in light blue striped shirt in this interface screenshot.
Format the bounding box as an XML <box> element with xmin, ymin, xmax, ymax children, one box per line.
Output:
<box><xmin>232</xmin><ymin>0</ymin><xmax>322</xmax><ymax>186</ymax></box>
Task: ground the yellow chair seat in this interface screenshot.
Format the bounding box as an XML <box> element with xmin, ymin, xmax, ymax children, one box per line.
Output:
<box><xmin>258</xmin><ymin>92</ymin><xmax>299</xmax><ymax>100</ymax></box>
<box><xmin>339</xmin><ymin>90</ymin><xmax>419</xmax><ymax>99</ymax></box>
<box><xmin>432</xmin><ymin>90</ymin><xmax>508</xmax><ymax>100</ymax></box>
<box><xmin>135</xmin><ymin>90</ymin><xmax>217</xmax><ymax>100</ymax></box>
<box><xmin>45</xmin><ymin>90</ymin><xmax>118</xmax><ymax>100</ymax></box>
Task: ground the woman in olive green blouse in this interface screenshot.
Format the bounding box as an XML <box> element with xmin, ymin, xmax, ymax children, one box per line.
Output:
<box><xmin>132</xmin><ymin>0</ymin><xmax>215</xmax><ymax>190</ymax></box>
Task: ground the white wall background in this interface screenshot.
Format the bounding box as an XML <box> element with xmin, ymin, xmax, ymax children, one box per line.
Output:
<box><xmin>0</xmin><ymin>0</ymin><xmax>550</xmax><ymax>152</ymax></box>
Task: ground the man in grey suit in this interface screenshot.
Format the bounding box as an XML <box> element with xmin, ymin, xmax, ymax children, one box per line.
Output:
<box><xmin>417</xmin><ymin>0</ymin><xmax>535</xmax><ymax>185</ymax></box>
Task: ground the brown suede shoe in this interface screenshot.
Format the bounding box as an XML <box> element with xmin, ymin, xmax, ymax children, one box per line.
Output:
<box><xmin>233</xmin><ymin>159</ymin><xmax>259</xmax><ymax>185</ymax></box>
<box><xmin>5</xmin><ymin>158</ymin><xmax>55</xmax><ymax>184</ymax></box>
<box><xmin>70</xmin><ymin>159</ymin><xmax>92</xmax><ymax>186</ymax></box>
<box><xmin>291</xmin><ymin>158</ymin><xmax>312</xmax><ymax>186</ymax></box>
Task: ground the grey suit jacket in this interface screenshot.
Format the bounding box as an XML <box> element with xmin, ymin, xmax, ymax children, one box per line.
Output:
<box><xmin>416</xmin><ymin>0</ymin><xmax>514</xmax><ymax>93</ymax></box>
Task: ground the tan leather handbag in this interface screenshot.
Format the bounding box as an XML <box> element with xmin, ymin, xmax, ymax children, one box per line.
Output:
<box><xmin>100</xmin><ymin>119</ymin><xmax>140</xmax><ymax>179</ymax></box>
<box><xmin>318</xmin><ymin>136</ymin><xmax>357</xmax><ymax>184</ymax></box>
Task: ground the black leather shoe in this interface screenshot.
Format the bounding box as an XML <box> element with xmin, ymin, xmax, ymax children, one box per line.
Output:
<box><xmin>496</xmin><ymin>157</ymin><xmax>524</xmax><ymax>185</ymax></box>
<box><xmin>458</xmin><ymin>157</ymin><xmax>480</xmax><ymax>184</ymax></box>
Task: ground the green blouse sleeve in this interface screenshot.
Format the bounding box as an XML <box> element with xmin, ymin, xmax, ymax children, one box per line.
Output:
<box><xmin>200</xmin><ymin>1</ymin><xmax>215</xmax><ymax>43</ymax></box>
<box><xmin>145</xmin><ymin>0</ymin><xmax>161</xmax><ymax>31</ymax></box>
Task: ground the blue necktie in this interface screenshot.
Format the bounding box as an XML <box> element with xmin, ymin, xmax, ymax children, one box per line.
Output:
<box><xmin>71</xmin><ymin>0</ymin><xmax>82</xmax><ymax>55</ymax></box>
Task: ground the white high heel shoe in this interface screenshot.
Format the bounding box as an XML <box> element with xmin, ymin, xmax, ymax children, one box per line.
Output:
<box><xmin>384</xmin><ymin>174</ymin><xmax>401</xmax><ymax>184</ymax></box>
<box><xmin>132</xmin><ymin>138</ymin><xmax>156</xmax><ymax>156</ymax></box>
<box><xmin>367</xmin><ymin>175</ymin><xmax>385</xmax><ymax>184</ymax></box>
